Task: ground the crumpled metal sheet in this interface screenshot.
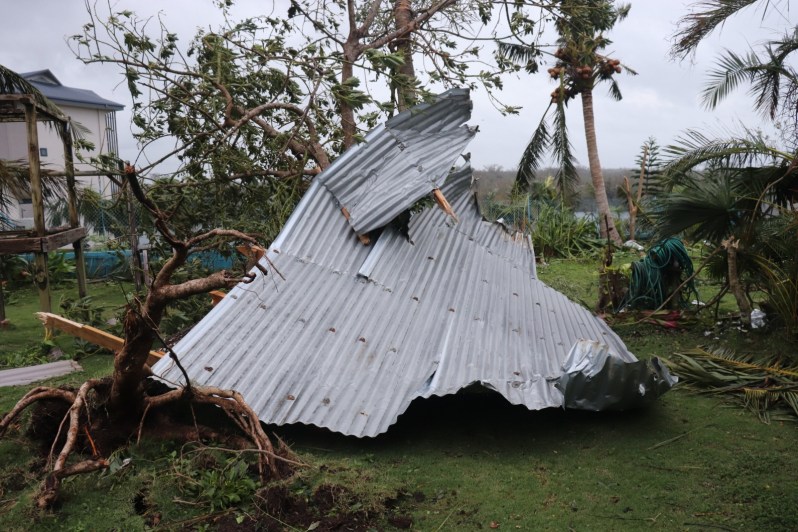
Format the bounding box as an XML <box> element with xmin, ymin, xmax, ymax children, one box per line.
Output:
<box><xmin>317</xmin><ymin>88</ymin><xmax>475</xmax><ymax>235</ymax></box>
<box><xmin>152</xmin><ymin>90</ymin><xmax>674</xmax><ymax>437</ymax></box>
<box><xmin>555</xmin><ymin>340</ymin><xmax>677</xmax><ymax>411</ymax></box>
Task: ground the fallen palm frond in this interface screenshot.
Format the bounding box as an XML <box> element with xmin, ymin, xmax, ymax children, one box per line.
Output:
<box><xmin>665</xmin><ymin>346</ymin><xmax>798</xmax><ymax>423</ymax></box>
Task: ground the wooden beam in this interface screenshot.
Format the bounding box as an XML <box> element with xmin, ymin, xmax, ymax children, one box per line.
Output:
<box><xmin>37</xmin><ymin>312</ymin><xmax>164</xmax><ymax>367</ymax></box>
<box><xmin>42</xmin><ymin>227</ymin><xmax>88</xmax><ymax>251</ymax></box>
<box><xmin>209</xmin><ymin>290</ymin><xmax>226</xmax><ymax>306</ymax></box>
<box><xmin>0</xmin><ymin>235</ymin><xmax>41</xmax><ymax>253</ymax></box>
<box><xmin>432</xmin><ymin>189</ymin><xmax>459</xmax><ymax>223</ymax></box>
<box><xmin>340</xmin><ymin>207</ymin><xmax>371</xmax><ymax>245</ymax></box>
<box><xmin>0</xmin><ymin>227</ymin><xmax>88</xmax><ymax>253</ymax></box>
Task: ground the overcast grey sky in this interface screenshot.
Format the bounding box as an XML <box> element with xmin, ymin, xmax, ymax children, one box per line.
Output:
<box><xmin>0</xmin><ymin>0</ymin><xmax>787</xmax><ymax>172</ymax></box>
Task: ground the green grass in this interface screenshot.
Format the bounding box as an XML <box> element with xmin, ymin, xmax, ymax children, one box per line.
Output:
<box><xmin>0</xmin><ymin>261</ymin><xmax>796</xmax><ymax>530</ymax></box>
<box><xmin>0</xmin><ymin>281</ymin><xmax>131</xmax><ymax>367</ymax></box>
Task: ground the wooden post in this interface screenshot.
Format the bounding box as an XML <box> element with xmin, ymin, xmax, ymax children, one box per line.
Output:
<box><xmin>63</xmin><ymin>123</ymin><xmax>88</xmax><ymax>298</ymax></box>
<box><xmin>24</xmin><ymin>101</ymin><xmax>51</xmax><ymax>313</ymax></box>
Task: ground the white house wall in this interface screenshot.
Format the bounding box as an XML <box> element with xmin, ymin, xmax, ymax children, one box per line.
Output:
<box><xmin>0</xmin><ymin>105</ymin><xmax>118</xmax><ymax>227</ymax></box>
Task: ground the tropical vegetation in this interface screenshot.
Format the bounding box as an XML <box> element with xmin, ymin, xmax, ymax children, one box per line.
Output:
<box><xmin>1</xmin><ymin>0</ymin><xmax>798</xmax><ymax>526</ymax></box>
<box><xmin>507</xmin><ymin>0</ymin><xmax>632</xmax><ymax>245</ymax></box>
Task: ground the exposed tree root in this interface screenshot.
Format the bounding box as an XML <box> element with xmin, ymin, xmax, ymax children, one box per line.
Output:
<box><xmin>0</xmin><ymin>387</ymin><xmax>76</xmax><ymax>438</ymax></box>
<box><xmin>143</xmin><ymin>385</ymin><xmax>280</xmax><ymax>479</ymax></box>
<box><xmin>1</xmin><ymin>380</ymin><xmax>285</xmax><ymax>509</ymax></box>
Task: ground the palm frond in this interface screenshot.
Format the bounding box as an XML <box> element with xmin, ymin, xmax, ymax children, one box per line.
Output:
<box><xmin>701</xmin><ymin>49</ymin><xmax>760</xmax><ymax>109</ymax></box>
<box><xmin>671</xmin><ymin>0</ymin><xmax>765</xmax><ymax>59</ymax></box>
<box><xmin>753</xmin><ymin>44</ymin><xmax>790</xmax><ymax>120</ymax></box>
<box><xmin>606</xmin><ymin>78</ymin><xmax>622</xmax><ymax>101</ymax></box>
<box><xmin>496</xmin><ymin>42</ymin><xmax>540</xmax><ymax>73</ymax></box>
<box><xmin>516</xmin><ymin>106</ymin><xmax>552</xmax><ymax>188</ymax></box>
<box><xmin>551</xmin><ymin>101</ymin><xmax>579</xmax><ymax>201</ymax></box>
<box><xmin>750</xmin><ymin>253</ymin><xmax>798</xmax><ymax>335</ymax></box>
<box><xmin>666</xmin><ymin>346</ymin><xmax>798</xmax><ymax>422</ymax></box>
<box><xmin>0</xmin><ymin>160</ymin><xmax>68</xmax><ymax>211</ymax></box>
<box><xmin>663</xmin><ymin>128</ymin><xmax>791</xmax><ymax>178</ymax></box>
<box><xmin>653</xmin><ymin>172</ymin><xmax>748</xmax><ymax>241</ymax></box>
<box><xmin>0</xmin><ymin>64</ymin><xmax>68</xmax><ymax>122</ymax></box>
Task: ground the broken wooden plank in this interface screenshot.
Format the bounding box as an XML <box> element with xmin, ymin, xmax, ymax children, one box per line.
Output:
<box><xmin>432</xmin><ymin>189</ymin><xmax>459</xmax><ymax>223</ymax></box>
<box><xmin>36</xmin><ymin>312</ymin><xmax>164</xmax><ymax>367</ymax></box>
<box><xmin>209</xmin><ymin>290</ymin><xmax>226</xmax><ymax>306</ymax></box>
<box><xmin>340</xmin><ymin>207</ymin><xmax>371</xmax><ymax>245</ymax></box>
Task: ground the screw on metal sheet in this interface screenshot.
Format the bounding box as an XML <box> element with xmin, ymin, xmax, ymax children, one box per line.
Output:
<box><xmin>230</xmin><ymin>294</ymin><xmax>238</xmax><ymax>299</ymax></box>
<box><xmin>286</xmin><ymin>394</ymin><xmax>296</xmax><ymax>400</ymax></box>
<box><xmin>204</xmin><ymin>366</ymin><xmax>213</xmax><ymax>372</ymax></box>
<box><xmin>358</xmin><ymin>337</ymin><xmax>366</xmax><ymax>343</ymax></box>
<box><xmin>427</xmin><ymin>256</ymin><xmax>435</xmax><ymax>261</ymax></box>
<box><xmin>328</xmin><ymin>327</ymin><xmax>336</xmax><ymax>333</ymax></box>
<box><xmin>411</xmin><ymin>296</ymin><xmax>419</xmax><ymax>301</ymax></box>
<box><xmin>322</xmin><ymin>398</ymin><xmax>330</xmax><ymax>405</ymax></box>
<box><xmin>448</xmin><ymin>308</ymin><xmax>455</xmax><ymax>313</ymax></box>
<box><xmin>513</xmin><ymin>292</ymin><xmax>519</xmax><ymax>297</ymax></box>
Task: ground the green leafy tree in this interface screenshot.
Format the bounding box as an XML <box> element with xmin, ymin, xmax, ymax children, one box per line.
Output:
<box><xmin>287</xmin><ymin>0</ymin><xmax>546</xmax><ymax>148</ymax></box>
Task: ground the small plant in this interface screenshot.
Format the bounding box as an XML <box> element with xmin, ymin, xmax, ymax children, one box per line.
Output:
<box><xmin>532</xmin><ymin>202</ymin><xmax>603</xmax><ymax>260</ymax></box>
<box><xmin>0</xmin><ymin>254</ymin><xmax>30</xmax><ymax>288</ymax></box>
<box><xmin>175</xmin><ymin>452</ymin><xmax>259</xmax><ymax>511</ymax></box>
<box><xmin>22</xmin><ymin>252</ymin><xmax>77</xmax><ymax>286</ymax></box>
<box><xmin>0</xmin><ymin>341</ymin><xmax>54</xmax><ymax>369</ymax></box>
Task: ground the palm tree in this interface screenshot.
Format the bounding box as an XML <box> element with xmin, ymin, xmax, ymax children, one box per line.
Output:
<box><xmin>507</xmin><ymin>1</ymin><xmax>632</xmax><ymax>246</ymax></box>
<box><xmin>656</xmin><ymin>129</ymin><xmax>798</xmax><ymax>327</ymax></box>
<box><xmin>661</xmin><ymin>1</ymin><xmax>798</xmax><ymax>329</ymax></box>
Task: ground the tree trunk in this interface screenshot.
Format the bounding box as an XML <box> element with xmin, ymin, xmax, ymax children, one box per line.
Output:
<box><xmin>581</xmin><ymin>89</ymin><xmax>622</xmax><ymax>246</ymax></box>
<box><xmin>393</xmin><ymin>0</ymin><xmax>417</xmax><ymax>111</ymax></box>
<box><xmin>723</xmin><ymin>237</ymin><xmax>751</xmax><ymax>326</ymax></box>
<box><xmin>340</xmin><ymin>57</ymin><xmax>358</xmax><ymax>149</ymax></box>
<box><xmin>109</xmin><ymin>297</ymin><xmax>166</xmax><ymax>415</ymax></box>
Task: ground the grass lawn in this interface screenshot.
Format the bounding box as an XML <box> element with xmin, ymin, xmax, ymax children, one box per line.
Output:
<box><xmin>0</xmin><ymin>260</ymin><xmax>796</xmax><ymax>530</ymax></box>
<box><xmin>0</xmin><ymin>281</ymin><xmax>132</xmax><ymax>368</ymax></box>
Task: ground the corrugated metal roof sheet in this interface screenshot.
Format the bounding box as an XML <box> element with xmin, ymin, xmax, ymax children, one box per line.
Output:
<box><xmin>0</xmin><ymin>360</ymin><xmax>82</xmax><ymax>387</ymax></box>
<box><xmin>153</xmin><ymin>90</ymin><xmax>671</xmax><ymax>437</ymax></box>
<box><xmin>317</xmin><ymin>88</ymin><xmax>475</xmax><ymax>234</ymax></box>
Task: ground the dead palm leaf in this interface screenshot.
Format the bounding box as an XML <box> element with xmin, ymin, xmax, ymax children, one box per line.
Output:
<box><xmin>666</xmin><ymin>346</ymin><xmax>798</xmax><ymax>422</ymax></box>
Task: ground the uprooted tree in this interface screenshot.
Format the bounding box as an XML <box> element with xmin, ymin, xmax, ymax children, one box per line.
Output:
<box><xmin>0</xmin><ymin>163</ymin><xmax>293</xmax><ymax>508</ymax></box>
<box><xmin>1</xmin><ymin>0</ymin><xmax>569</xmax><ymax>508</ymax></box>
